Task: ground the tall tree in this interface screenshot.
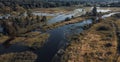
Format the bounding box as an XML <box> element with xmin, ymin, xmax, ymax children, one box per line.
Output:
<box><xmin>41</xmin><ymin>16</ymin><xmax>47</xmax><ymax>22</ymax></box>
<box><xmin>92</xmin><ymin>6</ymin><xmax>97</xmax><ymax>16</ymax></box>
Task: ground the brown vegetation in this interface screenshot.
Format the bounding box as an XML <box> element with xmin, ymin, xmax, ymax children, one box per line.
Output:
<box><xmin>60</xmin><ymin>18</ymin><xmax>118</xmax><ymax>62</ymax></box>
<box><xmin>10</xmin><ymin>32</ymin><xmax>49</xmax><ymax>48</ymax></box>
<box><xmin>0</xmin><ymin>51</ymin><xmax>37</xmax><ymax>62</ymax></box>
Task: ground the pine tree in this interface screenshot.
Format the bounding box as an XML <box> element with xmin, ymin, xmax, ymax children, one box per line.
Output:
<box><xmin>92</xmin><ymin>6</ymin><xmax>97</xmax><ymax>16</ymax></box>
<box><xmin>41</xmin><ymin>16</ymin><xmax>47</xmax><ymax>22</ymax></box>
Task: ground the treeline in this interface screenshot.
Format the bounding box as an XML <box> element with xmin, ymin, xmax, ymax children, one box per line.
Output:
<box><xmin>0</xmin><ymin>3</ymin><xmax>25</xmax><ymax>14</ymax></box>
<box><xmin>0</xmin><ymin>0</ymin><xmax>119</xmax><ymax>8</ymax></box>
<box><xmin>100</xmin><ymin>2</ymin><xmax>120</xmax><ymax>7</ymax></box>
<box><xmin>108</xmin><ymin>2</ymin><xmax>120</xmax><ymax>7</ymax></box>
<box><xmin>0</xmin><ymin>0</ymin><xmax>84</xmax><ymax>9</ymax></box>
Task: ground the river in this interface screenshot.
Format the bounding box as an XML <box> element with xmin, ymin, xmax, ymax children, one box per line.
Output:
<box><xmin>34</xmin><ymin>12</ymin><xmax>120</xmax><ymax>62</ymax></box>
<box><xmin>34</xmin><ymin>19</ymin><xmax>92</xmax><ymax>62</ymax></box>
<box><xmin>0</xmin><ymin>8</ymin><xmax>119</xmax><ymax>62</ymax></box>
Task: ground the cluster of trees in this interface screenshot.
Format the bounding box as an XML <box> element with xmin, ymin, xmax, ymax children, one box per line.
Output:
<box><xmin>0</xmin><ymin>0</ymin><xmax>85</xmax><ymax>9</ymax></box>
<box><xmin>0</xmin><ymin>3</ymin><xmax>25</xmax><ymax>14</ymax></box>
<box><xmin>0</xmin><ymin>0</ymin><xmax>119</xmax><ymax>8</ymax></box>
<box><xmin>0</xmin><ymin>14</ymin><xmax>47</xmax><ymax>37</ymax></box>
<box><xmin>108</xmin><ymin>2</ymin><xmax>120</xmax><ymax>7</ymax></box>
<box><xmin>99</xmin><ymin>2</ymin><xmax>120</xmax><ymax>7</ymax></box>
<box><xmin>85</xmin><ymin>6</ymin><xmax>98</xmax><ymax>17</ymax></box>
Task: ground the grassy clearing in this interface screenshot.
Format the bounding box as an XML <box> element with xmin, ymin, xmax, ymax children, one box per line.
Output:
<box><xmin>60</xmin><ymin>19</ymin><xmax>118</xmax><ymax>62</ymax></box>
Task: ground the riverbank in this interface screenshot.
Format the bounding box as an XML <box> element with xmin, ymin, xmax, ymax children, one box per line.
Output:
<box><xmin>58</xmin><ymin>14</ymin><xmax>120</xmax><ymax>62</ymax></box>
<box><xmin>42</xmin><ymin>16</ymin><xmax>88</xmax><ymax>30</ymax></box>
<box><xmin>0</xmin><ymin>31</ymin><xmax>49</xmax><ymax>62</ymax></box>
<box><xmin>0</xmin><ymin>32</ymin><xmax>49</xmax><ymax>48</ymax></box>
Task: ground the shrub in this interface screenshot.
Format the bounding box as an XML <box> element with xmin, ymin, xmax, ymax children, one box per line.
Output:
<box><xmin>96</xmin><ymin>25</ymin><xmax>111</xmax><ymax>31</ymax></box>
<box><xmin>65</xmin><ymin>17</ymin><xmax>70</xmax><ymax>21</ymax></box>
<box><xmin>104</xmin><ymin>43</ymin><xmax>112</xmax><ymax>47</ymax></box>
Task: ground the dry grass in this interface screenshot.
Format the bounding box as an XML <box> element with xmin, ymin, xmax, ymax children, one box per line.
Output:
<box><xmin>0</xmin><ymin>51</ymin><xmax>37</xmax><ymax>62</ymax></box>
<box><xmin>115</xmin><ymin>19</ymin><xmax>120</xmax><ymax>27</ymax></box>
<box><xmin>0</xmin><ymin>36</ymin><xmax>9</xmax><ymax>44</ymax></box>
<box><xmin>10</xmin><ymin>32</ymin><xmax>49</xmax><ymax>47</ymax></box>
<box><xmin>60</xmin><ymin>20</ymin><xmax>118</xmax><ymax>62</ymax></box>
<box><xmin>46</xmin><ymin>16</ymin><xmax>54</xmax><ymax>20</ymax></box>
<box><xmin>0</xmin><ymin>32</ymin><xmax>49</xmax><ymax>49</ymax></box>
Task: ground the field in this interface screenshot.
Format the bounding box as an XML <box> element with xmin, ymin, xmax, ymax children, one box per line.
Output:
<box><xmin>58</xmin><ymin>13</ymin><xmax>120</xmax><ymax>62</ymax></box>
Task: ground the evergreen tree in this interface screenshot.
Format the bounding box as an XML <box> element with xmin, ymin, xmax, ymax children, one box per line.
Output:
<box><xmin>92</xmin><ymin>6</ymin><xmax>97</xmax><ymax>16</ymax></box>
<box><xmin>41</xmin><ymin>16</ymin><xmax>47</xmax><ymax>22</ymax></box>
